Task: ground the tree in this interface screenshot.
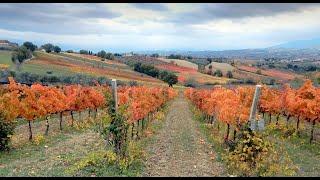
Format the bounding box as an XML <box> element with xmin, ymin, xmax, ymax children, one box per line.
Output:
<box><xmin>226</xmin><ymin>71</ymin><xmax>233</xmax><ymax>78</ymax></box>
<box><xmin>66</xmin><ymin>50</ymin><xmax>73</xmax><ymax>53</ymax></box>
<box><xmin>41</xmin><ymin>43</ymin><xmax>54</xmax><ymax>53</ymax></box>
<box><xmin>133</xmin><ymin>62</ymin><xmax>142</xmax><ymax>72</ymax></box>
<box><xmin>106</xmin><ymin>53</ymin><xmax>115</xmax><ymax>60</ymax></box>
<box><xmin>230</xmin><ymin>60</ymin><xmax>235</xmax><ymax>67</ymax></box>
<box><xmin>79</xmin><ymin>50</ymin><xmax>89</xmax><ymax>54</ymax></box>
<box><xmin>162</xmin><ymin>71</ymin><xmax>178</xmax><ymax>87</ymax></box>
<box><xmin>168</xmin><ymin>54</ymin><xmax>182</xmax><ymax>59</ymax></box>
<box><xmin>11</xmin><ymin>46</ymin><xmax>32</xmax><ymax>70</ymax></box>
<box><xmin>207</xmin><ymin>58</ymin><xmax>213</xmax><ymax>63</ymax></box>
<box><xmin>97</xmin><ymin>50</ymin><xmax>107</xmax><ymax>58</ymax></box>
<box><xmin>53</xmin><ymin>46</ymin><xmax>61</xmax><ymax>53</ymax></box>
<box><xmin>151</xmin><ymin>53</ymin><xmax>159</xmax><ymax>58</ymax></box>
<box><xmin>214</xmin><ymin>69</ymin><xmax>223</xmax><ymax>77</ymax></box>
<box><xmin>23</xmin><ymin>41</ymin><xmax>37</xmax><ymax>52</ymax></box>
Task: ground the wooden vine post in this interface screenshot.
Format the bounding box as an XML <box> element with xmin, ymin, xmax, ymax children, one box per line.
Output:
<box><xmin>111</xmin><ymin>79</ymin><xmax>118</xmax><ymax>113</ymax></box>
<box><xmin>249</xmin><ymin>85</ymin><xmax>262</xmax><ymax>131</ymax></box>
<box><xmin>110</xmin><ymin>79</ymin><xmax>120</xmax><ymax>154</ymax></box>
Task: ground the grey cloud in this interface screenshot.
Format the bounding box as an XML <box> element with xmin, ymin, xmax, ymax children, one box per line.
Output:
<box><xmin>168</xmin><ymin>3</ymin><xmax>320</xmax><ymax>24</ymax></box>
<box><xmin>0</xmin><ymin>3</ymin><xmax>121</xmax><ymax>34</ymax></box>
<box><xmin>131</xmin><ymin>3</ymin><xmax>168</xmax><ymax>11</ymax></box>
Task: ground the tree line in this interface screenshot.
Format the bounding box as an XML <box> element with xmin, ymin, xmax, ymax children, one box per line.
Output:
<box><xmin>132</xmin><ymin>62</ymin><xmax>178</xmax><ymax>87</ymax></box>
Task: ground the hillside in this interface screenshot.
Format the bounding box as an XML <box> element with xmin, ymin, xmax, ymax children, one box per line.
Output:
<box><xmin>236</xmin><ymin>65</ymin><xmax>305</xmax><ymax>82</ymax></box>
<box><xmin>1</xmin><ymin>51</ymin><xmax>163</xmax><ymax>85</ymax></box>
<box><xmin>137</xmin><ymin>48</ymin><xmax>320</xmax><ymax>60</ymax></box>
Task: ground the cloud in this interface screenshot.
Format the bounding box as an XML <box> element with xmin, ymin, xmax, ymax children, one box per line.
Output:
<box><xmin>131</xmin><ymin>3</ymin><xmax>168</xmax><ymax>11</ymax></box>
<box><xmin>0</xmin><ymin>3</ymin><xmax>320</xmax><ymax>51</ymax></box>
<box><xmin>168</xmin><ymin>3</ymin><xmax>320</xmax><ymax>24</ymax></box>
<box><xmin>0</xmin><ymin>3</ymin><xmax>121</xmax><ymax>34</ymax></box>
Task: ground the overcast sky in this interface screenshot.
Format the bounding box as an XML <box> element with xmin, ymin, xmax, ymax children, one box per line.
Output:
<box><xmin>1</xmin><ymin>3</ymin><xmax>320</xmax><ymax>52</ymax></box>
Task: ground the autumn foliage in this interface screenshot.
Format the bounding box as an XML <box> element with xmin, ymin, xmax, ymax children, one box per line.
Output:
<box><xmin>117</xmin><ymin>86</ymin><xmax>177</xmax><ymax>124</ymax></box>
<box><xmin>0</xmin><ymin>77</ymin><xmax>177</xmax><ymax>148</ymax></box>
<box><xmin>185</xmin><ymin>80</ymin><xmax>320</xmax><ymax>143</ymax></box>
<box><xmin>1</xmin><ymin>77</ymin><xmax>106</xmax><ymax>140</ymax></box>
<box><xmin>185</xmin><ymin>86</ymin><xmax>255</xmax><ymax>140</ymax></box>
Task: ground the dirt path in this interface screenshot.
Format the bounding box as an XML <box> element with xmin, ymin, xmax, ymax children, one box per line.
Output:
<box><xmin>143</xmin><ymin>91</ymin><xmax>224</xmax><ymax>177</ymax></box>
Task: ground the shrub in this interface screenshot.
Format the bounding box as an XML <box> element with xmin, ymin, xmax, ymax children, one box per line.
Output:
<box><xmin>214</xmin><ymin>69</ymin><xmax>223</xmax><ymax>77</ymax></box>
<box><xmin>244</xmin><ymin>78</ymin><xmax>256</xmax><ymax>84</ymax></box>
<box><xmin>184</xmin><ymin>78</ymin><xmax>198</xmax><ymax>87</ymax></box>
<box><xmin>226</xmin><ymin>71</ymin><xmax>233</xmax><ymax>78</ymax></box>
<box><xmin>0</xmin><ymin>116</ymin><xmax>15</xmax><ymax>151</ymax></box>
<box><xmin>66</xmin><ymin>150</ymin><xmax>117</xmax><ymax>175</ymax></box>
<box><xmin>225</xmin><ymin>126</ymin><xmax>298</xmax><ymax>176</ymax></box>
<box><xmin>128</xmin><ymin>80</ymin><xmax>138</xmax><ymax>86</ymax></box>
<box><xmin>32</xmin><ymin>134</ymin><xmax>45</xmax><ymax>145</ymax></box>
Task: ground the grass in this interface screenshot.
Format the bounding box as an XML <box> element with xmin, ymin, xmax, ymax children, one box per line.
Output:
<box><xmin>0</xmin><ymin>50</ymin><xmax>13</xmax><ymax>70</ymax></box>
<box><xmin>0</xmin><ymin>128</ymin><xmax>105</xmax><ymax>176</ymax></box>
<box><xmin>0</xmin><ymin>109</ymin><xmax>106</xmax><ymax>176</ymax></box>
<box><xmin>19</xmin><ymin>63</ymin><xmax>75</xmax><ymax>77</ymax></box>
<box><xmin>263</xmin><ymin>115</ymin><xmax>320</xmax><ymax>176</ymax></box>
<box><xmin>0</xmin><ymin>50</ymin><xmax>13</xmax><ymax>66</ymax></box>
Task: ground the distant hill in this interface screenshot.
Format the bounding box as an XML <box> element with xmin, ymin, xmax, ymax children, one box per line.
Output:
<box><xmin>269</xmin><ymin>38</ymin><xmax>320</xmax><ymax>49</ymax></box>
<box><xmin>136</xmin><ymin>48</ymin><xmax>320</xmax><ymax>61</ymax></box>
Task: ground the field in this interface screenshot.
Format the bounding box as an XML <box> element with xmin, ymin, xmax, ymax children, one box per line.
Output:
<box><xmin>205</xmin><ymin>62</ymin><xmax>235</xmax><ymax>74</ymax></box>
<box><xmin>155</xmin><ymin>63</ymin><xmax>231</xmax><ymax>84</ymax></box>
<box><xmin>1</xmin><ymin>80</ymin><xmax>319</xmax><ymax>177</ymax></box>
<box><xmin>0</xmin><ymin>81</ymin><xmax>177</xmax><ymax>176</ymax></box>
<box><xmin>1</xmin><ymin>50</ymin><xmax>319</xmax><ymax>177</ymax></box>
<box><xmin>63</xmin><ymin>53</ymin><xmax>127</xmax><ymax>68</ymax></box>
<box><xmin>185</xmin><ymin>83</ymin><xmax>320</xmax><ymax>176</ymax></box>
<box><xmin>157</xmin><ymin>58</ymin><xmax>198</xmax><ymax>70</ymax></box>
<box><xmin>237</xmin><ymin>65</ymin><xmax>301</xmax><ymax>82</ymax></box>
<box><xmin>116</xmin><ymin>55</ymin><xmax>232</xmax><ymax>85</ymax></box>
